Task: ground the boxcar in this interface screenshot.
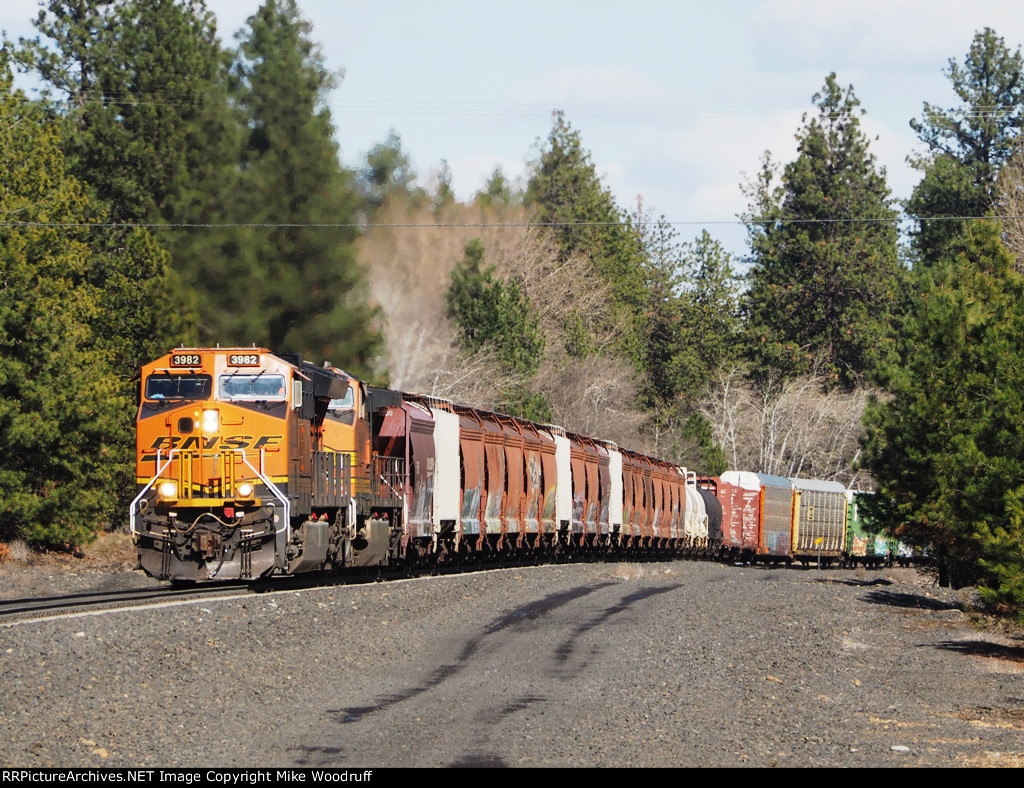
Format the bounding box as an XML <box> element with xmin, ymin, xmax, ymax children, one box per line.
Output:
<box><xmin>714</xmin><ymin>471</ymin><xmax>762</xmax><ymax>563</ymax></box>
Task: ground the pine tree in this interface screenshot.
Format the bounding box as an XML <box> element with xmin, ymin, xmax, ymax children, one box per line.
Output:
<box><xmin>227</xmin><ymin>0</ymin><xmax>381</xmax><ymax>376</ymax></box>
<box><xmin>13</xmin><ymin>0</ymin><xmax>218</xmax><ymax>362</ymax></box>
<box><xmin>632</xmin><ymin>221</ymin><xmax>740</xmax><ymax>402</ymax></box>
<box><xmin>635</xmin><ymin>213</ymin><xmax>688</xmax><ymax>408</ymax></box>
<box><xmin>0</xmin><ymin>59</ymin><xmax>144</xmax><ymax>546</ymax></box>
<box><xmin>474</xmin><ymin>166</ymin><xmax>520</xmax><ymax>208</ymax></box>
<box><xmin>634</xmin><ymin>220</ymin><xmax>738</xmax><ymax>472</ymax></box>
<box><xmin>15</xmin><ymin>0</ymin><xmax>239</xmax><ymax>226</ymax></box>
<box><xmin>976</xmin><ymin>487</ymin><xmax>1024</xmax><ymax>617</ymax></box>
<box><xmin>445</xmin><ymin>240</ymin><xmax>549</xmax><ymax>421</ymax></box>
<box><xmin>432</xmin><ymin>160</ymin><xmax>456</xmax><ymax>214</ymax></box>
<box><xmin>525</xmin><ymin>112</ymin><xmax>648</xmax><ymax>365</ymax></box>
<box><xmin>743</xmin><ymin>74</ymin><xmax>905</xmax><ymax>390</ymax></box>
<box><xmin>359</xmin><ymin>129</ymin><xmax>424</xmax><ymax>212</ymax></box>
<box><xmin>907</xmin><ymin>28</ymin><xmax>1024</xmax><ymax>264</ymax></box>
<box><xmin>681</xmin><ymin>231</ymin><xmax>743</xmax><ymax>382</ymax></box>
<box><xmin>861</xmin><ymin>220</ymin><xmax>1024</xmax><ymax>592</ymax></box>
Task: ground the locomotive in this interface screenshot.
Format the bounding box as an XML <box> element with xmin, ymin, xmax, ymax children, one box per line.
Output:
<box><xmin>133</xmin><ymin>346</ymin><xmax>400</xmax><ymax>582</ymax></box>
<box><xmin>131</xmin><ymin>346</ymin><xmax>899</xmax><ymax>583</ymax></box>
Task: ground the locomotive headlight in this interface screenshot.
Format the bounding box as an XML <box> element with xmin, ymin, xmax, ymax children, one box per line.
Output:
<box><xmin>236</xmin><ymin>481</ymin><xmax>255</xmax><ymax>499</ymax></box>
<box><xmin>201</xmin><ymin>408</ymin><xmax>219</xmax><ymax>434</ymax></box>
<box><xmin>157</xmin><ymin>481</ymin><xmax>178</xmax><ymax>501</ymax></box>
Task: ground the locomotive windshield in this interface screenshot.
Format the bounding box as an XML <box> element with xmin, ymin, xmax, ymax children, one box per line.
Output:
<box><xmin>328</xmin><ymin>388</ymin><xmax>354</xmax><ymax>412</ymax></box>
<box><xmin>219</xmin><ymin>373</ymin><xmax>287</xmax><ymax>401</ymax></box>
<box><xmin>326</xmin><ymin>387</ymin><xmax>355</xmax><ymax>424</ymax></box>
<box><xmin>145</xmin><ymin>373</ymin><xmax>212</xmax><ymax>401</ymax></box>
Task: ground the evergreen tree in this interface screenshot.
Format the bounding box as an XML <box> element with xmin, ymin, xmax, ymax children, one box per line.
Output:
<box><xmin>634</xmin><ymin>220</ymin><xmax>737</xmax><ymax>472</ymax></box>
<box><xmin>636</xmin><ymin>214</ymin><xmax>688</xmax><ymax>408</ymax></box>
<box><xmin>474</xmin><ymin>166</ymin><xmax>520</xmax><ymax>208</ymax></box>
<box><xmin>860</xmin><ymin>220</ymin><xmax>1024</xmax><ymax>592</ymax></box>
<box><xmin>0</xmin><ymin>59</ymin><xmax>149</xmax><ymax>546</ymax></box>
<box><xmin>977</xmin><ymin>487</ymin><xmax>1024</xmax><ymax>617</ymax></box>
<box><xmin>681</xmin><ymin>231</ymin><xmax>743</xmax><ymax>382</ymax></box>
<box><xmin>13</xmin><ymin>0</ymin><xmax>219</xmax><ymax>359</ymax></box>
<box><xmin>228</xmin><ymin>0</ymin><xmax>381</xmax><ymax>376</ymax></box>
<box><xmin>15</xmin><ymin>0</ymin><xmax>239</xmax><ymax>226</ymax></box>
<box><xmin>633</xmin><ymin>221</ymin><xmax>741</xmax><ymax>402</ymax></box>
<box><xmin>359</xmin><ymin>129</ymin><xmax>424</xmax><ymax>212</ymax></box>
<box><xmin>432</xmin><ymin>159</ymin><xmax>456</xmax><ymax>214</ymax></box>
<box><xmin>525</xmin><ymin>112</ymin><xmax>648</xmax><ymax>365</ymax></box>
<box><xmin>907</xmin><ymin>28</ymin><xmax>1024</xmax><ymax>264</ymax></box>
<box><xmin>446</xmin><ymin>239</ymin><xmax>545</xmax><ymax>375</ymax></box>
<box><xmin>742</xmin><ymin>74</ymin><xmax>905</xmax><ymax>390</ymax></box>
<box><xmin>445</xmin><ymin>239</ymin><xmax>548</xmax><ymax>421</ymax></box>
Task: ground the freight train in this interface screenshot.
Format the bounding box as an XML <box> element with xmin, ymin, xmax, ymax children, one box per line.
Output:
<box><xmin>131</xmin><ymin>346</ymin><xmax>903</xmax><ymax>583</ymax></box>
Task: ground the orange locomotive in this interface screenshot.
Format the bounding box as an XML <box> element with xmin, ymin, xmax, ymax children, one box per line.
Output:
<box><xmin>131</xmin><ymin>347</ymin><xmax>403</xmax><ymax>582</ymax></box>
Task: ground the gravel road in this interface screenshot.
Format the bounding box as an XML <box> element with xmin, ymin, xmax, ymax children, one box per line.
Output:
<box><xmin>1</xmin><ymin>559</ymin><xmax>1022</xmax><ymax>768</ymax></box>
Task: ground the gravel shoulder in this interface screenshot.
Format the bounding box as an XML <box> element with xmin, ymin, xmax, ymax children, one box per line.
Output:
<box><xmin>1</xmin><ymin>535</ymin><xmax>1023</xmax><ymax>768</ymax></box>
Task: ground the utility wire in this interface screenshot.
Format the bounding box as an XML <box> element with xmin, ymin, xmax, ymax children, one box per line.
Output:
<box><xmin>0</xmin><ymin>215</ymin><xmax>1012</xmax><ymax>231</ymax></box>
<box><xmin>18</xmin><ymin>90</ymin><xmax>1024</xmax><ymax>120</ymax></box>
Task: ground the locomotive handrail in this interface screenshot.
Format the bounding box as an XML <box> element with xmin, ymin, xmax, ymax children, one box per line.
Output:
<box><xmin>130</xmin><ymin>448</ymin><xmax>290</xmax><ymax>545</ymax></box>
<box><xmin>234</xmin><ymin>448</ymin><xmax>290</xmax><ymax>540</ymax></box>
<box><xmin>371</xmin><ymin>454</ymin><xmax>405</xmax><ymax>503</ymax></box>
<box><xmin>235</xmin><ymin>449</ymin><xmax>290</xmax><ymax>569</ymax></box>
<box><xmin>129</xmin><ymin>449</ymin><xmax>178</xmax><ymax>537</ymax></box>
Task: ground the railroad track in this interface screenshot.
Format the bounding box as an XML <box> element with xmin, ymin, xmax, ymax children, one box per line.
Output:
<box><xmin>0</xmin><ymin>582</ymin><xmax>253</xmax><ymax>624</ymax></box>
<box><xmin>0</xmin><ymin>562</ymin><xmax>439</xmax><ymax>624</ymax></box>
<box><xmin>0</xmin><ymin>554</ymin><xmax>607</xmax><ymax>625</ymax></box>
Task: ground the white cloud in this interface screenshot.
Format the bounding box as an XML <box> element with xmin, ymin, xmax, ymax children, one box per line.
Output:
<box><xmin>749</xmin><ymin>0</ymin><xmax>1024</xmax><ymax>69</ymax></box>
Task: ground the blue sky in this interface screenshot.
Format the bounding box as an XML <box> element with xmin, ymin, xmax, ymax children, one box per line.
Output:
<box><xmin>7</xmin><ymin>0</ymin><xmax>1024</xmax><ymax>259</ymax></box>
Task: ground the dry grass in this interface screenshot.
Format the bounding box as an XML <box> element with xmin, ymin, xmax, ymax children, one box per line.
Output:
<box><xmin>0</xmin><ymin>531</ymin><xmax>136</xmax><ymax>571</ymax></box>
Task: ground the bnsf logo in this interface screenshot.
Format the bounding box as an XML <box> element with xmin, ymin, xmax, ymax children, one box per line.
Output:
<box><xmin>145</xmin><ymin>435</ymin><xmax>283</xmax><ymax>451</ymax></box>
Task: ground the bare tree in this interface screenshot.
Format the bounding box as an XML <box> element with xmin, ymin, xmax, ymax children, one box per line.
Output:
<box><xmin>425</xmin><ymin>345</ymin><xmax>550</xmax><ymax>416</ymax></box>
<box><xmin>358</xmin><ymin>196</ymin><xmax>654</xmax><ymax>453</ymax></box>
<box><xmin>534</xmin><ymin>354</ymin><xmax>645</xmax><ymax>447</ymax></box>
<box><xmin>700</xmin><ymin>364</ymin><xmax>757</xmax><ymax>470</ymax></box>
<box><xmin>358</xmin><ymin>195</ymin><xmax>533</xmax><ymax>391</ymax></box>
<box><xmin>699</xmin><ymin>368</ymin><xmax>874</xmax><ymax>486</ymax></box>
<box><xmin>499</xmin><ymin>230</ymin><xmax>630</xmax><ymax>357</ymax></box>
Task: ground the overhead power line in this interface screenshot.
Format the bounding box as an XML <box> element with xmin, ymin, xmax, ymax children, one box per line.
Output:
<box><xmin>17</xmin><ymin>90</ymin><xmax>1024</xmax><ymax>121</ymax></box>
<box><xmin>0</xmin><ymin>214</ymin><xmax>1012</xmax><ymax>231</ymax></box>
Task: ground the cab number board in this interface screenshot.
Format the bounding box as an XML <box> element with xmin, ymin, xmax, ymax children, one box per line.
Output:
<box><xmin>170</xmin><ymin>353</ymin><xmax>202</xmax><ymax>367</ymax></box>
<box><xmin>228</xmin><ymin>353</ymin><xmax>260</xmax><ymax>367</ymax></box>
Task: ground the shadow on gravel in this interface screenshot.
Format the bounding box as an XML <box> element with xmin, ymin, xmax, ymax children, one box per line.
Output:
<box><xmin>447</xmin><ymin>752</ymin><xmax>509</xmax><ymax>768</ymax></box>
<box><xmin>860</xmin><ymin>588</ymin><xmax>961</xmax><ymax>611</ymax></box>
<box><xmin>553</xmin><ymin>584</ymin><xmax>681</xmax><ymax>664</ymax></box>
<box><xmin>304</xmin><ymin>581</ymin><xmax>682</xmax><ymax>767</ymax></box>
<box><xmin>935</xmin><ymin>639</ymin><xmax>1024</xmax><ymax>662</ymax></box>
<box><xmin>326</xmin><ymin>582</ymin><xmax>617</xmax><ymax>727</ymax></box>
<box><xmin>824</xmin><ymin>577</ymin><xmax>894</xmax><ymax>587</ymax></box>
